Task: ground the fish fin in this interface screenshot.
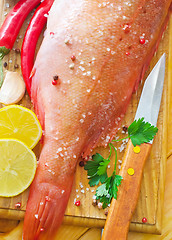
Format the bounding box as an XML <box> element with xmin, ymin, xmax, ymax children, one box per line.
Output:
<box><xmin>23</xmin><ymin>179</ymin><xmax>73</xmax><ymax>240</ymax></box>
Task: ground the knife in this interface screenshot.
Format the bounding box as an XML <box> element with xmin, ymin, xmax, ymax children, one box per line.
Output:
<box><xmin>101</xmin><ymin>54</ymin><xmax>166</xmax><ymax>240</ymax></box>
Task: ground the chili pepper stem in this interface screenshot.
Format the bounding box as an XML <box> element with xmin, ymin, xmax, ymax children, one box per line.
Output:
<box><xmin>0</xmin><ymin>47</ymin><xmax>10</xmax><ymax>87</ymax></box>
<box><xmin>0</xmin><ymin>47</ymin><xmax>10</xmax><ymax>58</ymax></box>
<box><xmin>0</xmin><ymin>58</ymin><xmax>3</xmax><ymax>88</ymax></box>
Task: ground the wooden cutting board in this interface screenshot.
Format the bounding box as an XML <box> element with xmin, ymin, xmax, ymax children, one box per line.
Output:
<box><xmin>0</xmin><ymin>0</ymin><xmax>169</xmax><ymax>234</ymax></box>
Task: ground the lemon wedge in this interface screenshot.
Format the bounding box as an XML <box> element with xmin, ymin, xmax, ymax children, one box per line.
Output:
<box><xmin>0</xmin><ymin>105</ymin><xmax>42</xmax><ymax>149</ymax></box>
<box><xmin>0</xmin><ymin>139</ymin><xmax>37</xmax><ymax>197</ymax></box>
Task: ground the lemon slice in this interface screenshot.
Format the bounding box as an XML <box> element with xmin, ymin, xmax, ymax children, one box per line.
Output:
<box><xmin>0</xmin><ymin>105</ymin><xmax>42</xmax><ymax>149</ymax></box>
<box><xmin>0</xmin><ymin>139</ymin><xmax>37</xmax><ymax>197</ymax></box>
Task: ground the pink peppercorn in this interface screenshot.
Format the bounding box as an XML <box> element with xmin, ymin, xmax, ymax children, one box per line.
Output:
<box><xmin>142</xmin><ymin>217</ymin><xmax>147</xmax><ymax>223</ymax></box>
<box><xmin>125</xmin><ymin>51</ymin><xmax>130</xmax><ymax>56</ymax></box>
<box><xmin>52</xmin><ymin>80</ymin><xmax>57</xmax><ymax>85</ymax></box>
<box><xmin>15</xmin><ymin>202</ymin><xmax>21</xmax><ymax>209</ymax></box>
<box><xmin>75</xmin><ymin>200</ymin><xmax>80</xmax><ymax>206</ymax></box>
<box><xmin>71</xmin><ymin>55</ymin><xmax>76</xmax><ymax>61</ymax></box>
<box><xmin>45</xmin><ymin>196</ymin><xmax>51</xmax><ymax>202</ymax></box>
<box><xmin>139</xmin><ymin>38</ymin><xmax>145</xmax><ymax>44</ymax></box>
<box><xmin>40</xmin><ymin>227</ymin><xmax>44</xmax><ymax>232</ymax></box>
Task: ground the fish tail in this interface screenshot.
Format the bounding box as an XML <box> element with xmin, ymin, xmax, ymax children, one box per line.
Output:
<box><xmin>23</xmin><ymin>177</ymin><xmax>73</xmax><ymax>240</ymax></box>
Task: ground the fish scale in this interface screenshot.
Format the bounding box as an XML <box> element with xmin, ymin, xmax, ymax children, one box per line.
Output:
<box><xmin>23</xmin><ymin>0</ymin><xmax>171</xmax><ymax>239</ymax></box>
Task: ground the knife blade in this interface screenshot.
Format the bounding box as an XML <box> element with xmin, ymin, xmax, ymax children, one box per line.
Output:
<box><xmin>101</xmin><ymin>54</ymin><xmax>166</xmax><ymax>240</ymax></box>
<box><xmin>135</xmin><ymin>53</ymin><xmax>166</xmax><ymax>127</ymax></box>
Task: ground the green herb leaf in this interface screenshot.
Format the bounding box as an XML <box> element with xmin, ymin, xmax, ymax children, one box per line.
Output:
<box><xmin>96</xmin><ymin>183</ymin><xmax>108</xmax><ymax>197</ymax></box>
<box><xmin>92</xmin><ymin>153</ymin><xmax>104</xmax><ymax>162</ymax></box>
<box><xmin>112</xmin><ymin>175</ymin><xmax>123</xmax><ymax>199</ymax></box>
<box><xmin>95</xmin><ymin>175</ymin><xmax>123</xmax><ymax>208</ymax></box>
<box><xmin>84</xmin><ymin>153</ymin><xmax>109</xmax><ymax>187</ymax></box>
<box><xmin>88</xmin><ymin>173</ymin><xmax>108</xmax><ymax>187</ymax></box>
<box><xmin>128</xmin><ymin>117</ymin><xmax>158</xmax><ymax>146</ymax></box>
<box><xmin>97</xmin><ymin>159</ymin><xmax>110</xmax><ymax>176</ymax></box>
<box><xmin>114</xmin><ymin>175</ymin><xmax>123</xmax><ymax>186</ymax></box>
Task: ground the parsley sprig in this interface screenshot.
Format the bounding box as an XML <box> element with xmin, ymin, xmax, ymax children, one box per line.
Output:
<box><xmin>96</xmin><ymin>174</ymin><xmax>123</xmax><ymax>208</ymax></box>
<box><xmin>84</xmin><ymin>118</ymin><xmax>158</xmax><ymax>209</ymax></box>
<box><xmin>84</xmin><ymin>153</ymin><xmax>110</xmax><ymax>187</ymax></box>
<box><xmin>112</xmin><ymin>117</ymin><xmax>158</xmax><ymax>146</ymax></box>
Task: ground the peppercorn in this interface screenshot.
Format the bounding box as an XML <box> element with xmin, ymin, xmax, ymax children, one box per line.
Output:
<box><xmin>3</xmin><ymin>62</ymin><xmax>7</xmax><ymax>68</ymax></box>
<box><xmin>71</xmin><ymin>55</ymin><xmax>76</xmax><ymax>61</ymax></box>
<box><xmin>15</xmin><ymin>48</ymin><xmax>20</xmax><ymax>54</ymax></box>
<box><xmin>142</xmin><ymin>217</ymin><xmax>147</xmax><ymax>223</ymax></box>
<box><xmin>15</xmin><ymin>202</ymin><xmax>21</xmax><ymax>209</ymax></box>
<box><xmin>52</xmin><ymin>80</ymin><xmax>57</xmax><ymax>85</ymax></box>
<box><xmin>139</xmin><ymin>38</ymin><xmax>145</xmax><ymax>44</ymax></box>
<box><xmin>104</xmin><ymin>208</ymin><xmax>109</xmax><ymax>216</ymax></box>
<box><xmin>92</xmin><ymin>199</ymin><xmax>97</xmax><ymax>206</ymax></box>
<box><xmin>122</xmin><ymin>126</ymin><xmax>128</xmax><ymax>132</ymax></box>
<box><xmin>75</xmin><ymin>200</ymin><xmax>81</xmax><ymax>206</ymax></box>
<box><xmin>79</xmin><ymin>161</ymin><xmax>85</xmax><ymax>167</ymax></box>
<box><xmin>14</xmin><ymin>64</ymin><xmax>19</xmax><ymax>69</ymax></box>
<box><xmin>53</xmin><ymin>75</ymin><xmax>59</xmax><ymax>80</ymax></box>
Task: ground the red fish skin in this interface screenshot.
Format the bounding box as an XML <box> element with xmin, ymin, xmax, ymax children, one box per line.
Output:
<box><xmin>23</xmin><ymin>0</ymin><xmax>171</xmax><ymax>239</ymax></box>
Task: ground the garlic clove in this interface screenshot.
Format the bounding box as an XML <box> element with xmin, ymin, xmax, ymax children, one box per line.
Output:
<box><xmin>0</xmin><ymin>71</ymin><xmax>25</xmax><ymax>105</ymax></box>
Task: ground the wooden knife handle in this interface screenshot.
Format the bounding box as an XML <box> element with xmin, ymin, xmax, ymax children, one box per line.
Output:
<box><xmin>102</xmin><ymin>139</ymin><xmax>152</xmax><ymax>240</ymax></box>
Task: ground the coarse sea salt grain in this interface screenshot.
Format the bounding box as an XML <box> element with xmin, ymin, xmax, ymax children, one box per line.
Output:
<box><xmin>92</xmin><ymin>195</ymin><xmax>96</xmax><ymax>200</ymax></box>
<box><xmin>79</xmin><ymin>66</ymin><xmax>85</xmax><ymax>72</ymax></box>
<box><xmin>106</xmin><ymin>135</ymin><xmax>110</xmax><ymax>142</ymax></box>
<box><xmin>57</xmin><ymin>147</ymin><xmax>62</xmax><ymax>153</ymax></box>
<box><xmin>35</xmin><ymin>214</ymin><xmax>38</xmax><ymax>219</ymax></box>
<box><xmin>118</xmin><ymin>144</ymin><xmax>125</xmax><ymax>152</ymax></box>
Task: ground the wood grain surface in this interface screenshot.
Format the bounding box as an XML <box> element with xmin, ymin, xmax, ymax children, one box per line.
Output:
<box><xmin>0</xmin><ymin>0</ymin><xmax>169</xmax><ymax>236</ymax></box>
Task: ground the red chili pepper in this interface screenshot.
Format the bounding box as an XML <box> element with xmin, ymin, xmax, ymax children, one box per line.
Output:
<box><xmin>0</xmin><ymin>0</ymin><xmax>41</xmax><ymax>59</ymax></box>
<box><xmin>0</xmin><ymin>0</ymin><xmax>41</xmax><ymax>87</ymax></box>
<box><xmin>21</xmin><ymin>0</ymin><xmax>54</xmax><ymax>96</ymax></box>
